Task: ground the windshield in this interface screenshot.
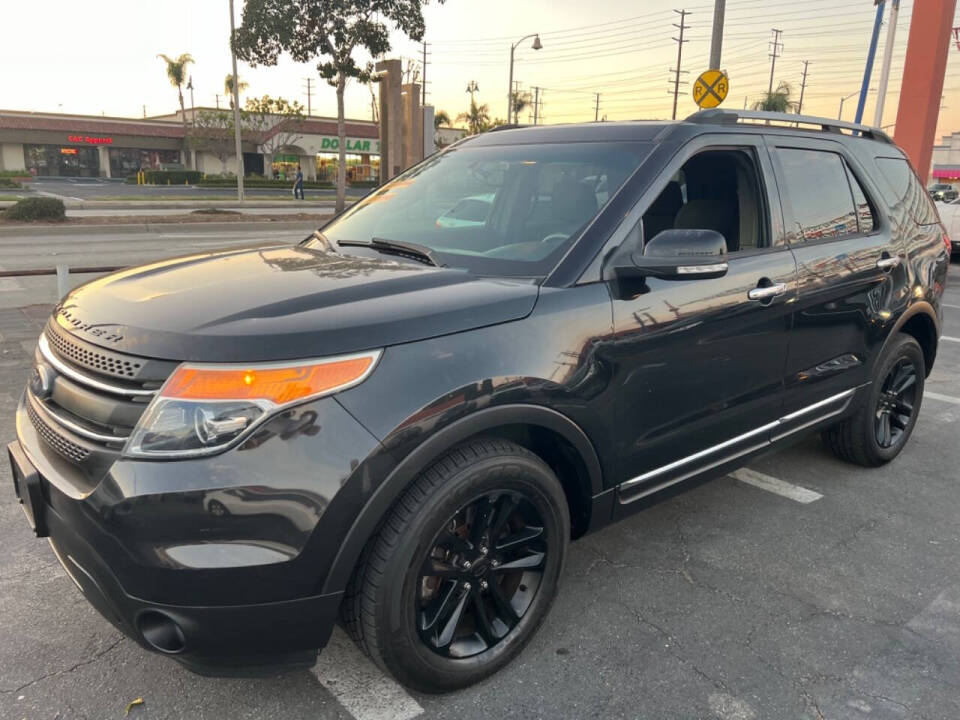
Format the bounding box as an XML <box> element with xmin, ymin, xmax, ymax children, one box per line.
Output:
<box><xmin>313</xmin><ymin>141</ymin><xmax>651</xmax><ymax>277</ymax></box>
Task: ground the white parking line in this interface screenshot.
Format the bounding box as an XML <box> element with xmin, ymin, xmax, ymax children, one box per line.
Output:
<box><xmin>312</xmin><ymin>628</ymin><xmax>423</xmax><ymax>720</ymax></box>
<box><xmin>926</xmin><ymin>391</ymin><xmax>960</xmax><ymax>405</ymax></box>
<box><xmin>730</xmin><ymin>468</ymin><xmax>823</xmax><ymax>504</ymax></box>
<box><xmin>943</xmin><ymin>303</ymin><xmax>960</xmax><ymax>310</ymax></box>
<box><xmin>943</xmin><ymin>336</ymin><xmax>960</xmax><ymax>343</ymax></box>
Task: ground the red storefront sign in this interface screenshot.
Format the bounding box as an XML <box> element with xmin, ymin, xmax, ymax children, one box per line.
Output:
<box><xmin>67</xmin><ymin>135</ymin><xmax>113</xmax><ymax>145</ymax></box>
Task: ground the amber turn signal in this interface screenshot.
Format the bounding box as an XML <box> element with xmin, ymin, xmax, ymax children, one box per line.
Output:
<box><xmin>161</xmin><ymin>352</ymin><xmax>380</xmax><ymax>405</ymax></box>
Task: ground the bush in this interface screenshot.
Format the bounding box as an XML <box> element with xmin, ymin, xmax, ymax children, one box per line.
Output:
<box><xmin>141</xmin><ymin>170</ymin><xmax>203</xmax><ymax>185</ymax></box>
<box><xmin>0</xmin><ymin>178</ymin><xmax>21</xmax><ymax>189</ymax></box>
<box><xmin>348</xmin><ymin>180</ymin><xmax>379</xmax><ymax>188</ymax></box>
<box><xmin>2</xmin><ymin>197</ymin><xmax>66</xmax><ymax>221</ymax></box>
<box><xmin>0</xmin><ymin>170</ymin><xmax>29</xmax><ymax>178</ymax></box>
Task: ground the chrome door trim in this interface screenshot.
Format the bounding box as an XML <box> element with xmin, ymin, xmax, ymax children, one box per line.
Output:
<box><xmin>618</xmin><ymin>388</ymin><xmax>857</xmax><ymax>492</ymax></box>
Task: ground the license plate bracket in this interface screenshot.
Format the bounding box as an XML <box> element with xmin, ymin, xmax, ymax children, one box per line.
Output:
<box><xmin>8</xmin><ymin>441</ymin><xmax>47</xmax><ymax>537</ymax></box>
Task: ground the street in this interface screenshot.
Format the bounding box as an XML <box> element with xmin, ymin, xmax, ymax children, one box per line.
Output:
<box><xmin>0</xmin><ymin>235</ymin><xmax>958</xmax><ymax>719</ymax></box>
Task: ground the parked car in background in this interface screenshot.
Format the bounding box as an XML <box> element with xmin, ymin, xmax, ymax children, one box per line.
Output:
<box><xmin>933</xmin><ymin>196</ymin><xmax>960</xmax><ymax>259</ymax></box>
<box><xmin>928</xmin><ymin>183</ymin><xmax>958</xmax><ymax>201</ymax></box>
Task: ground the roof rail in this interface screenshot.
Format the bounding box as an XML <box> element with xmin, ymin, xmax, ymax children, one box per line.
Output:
<box><xmin>486</xmin><ymin>123</ymin><xmax>526</xmax><ymax>133</ymax></box>
<box><xmin>683</xmin><ymin>108</ymin><xmax>894</xmax><ymax>144</ymax></box>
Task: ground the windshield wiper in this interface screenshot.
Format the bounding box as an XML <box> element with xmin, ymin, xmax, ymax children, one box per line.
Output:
<box><xmin>339</xmin><ymin>237</ymin><xmax>445</xmax><ymax>267</ymax></box>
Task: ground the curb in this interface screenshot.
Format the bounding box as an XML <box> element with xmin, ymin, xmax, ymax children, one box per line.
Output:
<box><xmin>0</xmin><ymin>220</ymin><xmax>322</xmax><ymax>237</ymax></box>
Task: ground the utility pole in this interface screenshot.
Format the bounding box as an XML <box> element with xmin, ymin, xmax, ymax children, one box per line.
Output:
<box><xmin>303</xmin><ymin>77</ymin><xmax>313</xmax><ymax>116</ymax></box>
<box><xmin>142</xmin><ymin>105</ymin><xmax>147</xmax><ymax>118</ymax></box>
<box><xmin>797</xmin><ymin>60</ymin><xmax>810</xmax><ymax>114</ymax></box>
<box><xmin>874</xmin><ymin>0</ymin><xmax>900</xmax><ymax>127</ymax></box>
<box><xmin>422</xmin><ymin>40</ymin><xmax>430</xmax><ymax>107</ymax></box>
<box><xmin>767</xmin><ymin>28</ymin><xmax>783</xmax><ymax>96</ymax></box>
<box><xmin>215</xmin><ymin>94</ymin><xmax>221</xmax><ymax>110</ymax></box>
<box><xmin>594</xmin><ymin>93</ymin><xmax>600</xmax><ymax>122</ymax></box>
<box><xmin>533</xmin><ymin>86</ymin><xmax>540</xmax><ymax>124</ymax></box>
<box><xmin>709</xmin><ymin>0</ymin><xmax>726</xmax><ymax>69</ymax></box>
<box><xmin>670</xmin><ymin>9</ymin><xmax>691</xmax><ymax>120</ymax></box>
<box><xmin>228</xmin><ymin>0</ymin><xmax>244</xmax><ymax>201</ymax></box>
<box><xmin>466</xmin><ymin>80</ymin><xmax>479</xmax><ymax>105</ymax></box>
<box><xmin>855</xmin><ymin>1</ymin><xmax>885</xmax><ymax>124</ymax></box>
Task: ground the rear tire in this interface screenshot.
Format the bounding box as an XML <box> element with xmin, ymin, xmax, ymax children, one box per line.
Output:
<box><xmin>340</xmin><ymin>438</ymin><xmax>569</xmax><ymax>693</ymax></box>
<box><xmin>821</xmin><ymin>333</ymin><xmax>925</xmax><ymax>467</ymax></box>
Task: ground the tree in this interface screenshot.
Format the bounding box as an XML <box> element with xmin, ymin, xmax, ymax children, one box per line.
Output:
<box><xmin>234</xmin><ymin>0</ymin><xmax>444</xmax><ymax>213</ymax></box>
<box><xmin>752</xmin><ymin>81</ymin><xmax>800</xmax><ymax>113</ymax></box>
<box><xmin>157</xmin><ymin>53</ymin><xmax>194</xmax><ymax>168</ymax></box>
<box><xmin>457</xmin><ymin>100</ymin><xmax>491</xmax><ymax>136</ymax></box>
<box><xmin>511</xmin><ymin>90</ymin><xmax>532</xmax><ymax>123</ymax></box>
<box><xmin>434</xmin><ymin>109</ymin><xmax>451</xmax><ymax>129</ymax></box>
<box><xmin>191</xmin><ymin>109</ymin><xmax>240</xmax><ymax>174</ymax></box>
<box><xmin>224</xmin><ymin>74</ymin><xmax>249</xmax><ymax>108</ymax></box>
<box><xmin>245</xmin><ymin>95</ymin><xmax>306</xmax><ymax>173</ymax></box>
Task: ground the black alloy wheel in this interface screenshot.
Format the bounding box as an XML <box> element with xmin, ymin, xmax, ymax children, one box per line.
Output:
<box><xmin>874</xmin><ymin>357</ymin><xmax>918</xmax><ymax>449</ymax></box>
<box><xmin>341</xmin><ymin>438</ymin><xmax>569</xmax><ymax>693</ymax></box>
<box><xmin>417</xmin><ymin>491</ymin><xmax>548</xmax><ymax>658</ymax></box>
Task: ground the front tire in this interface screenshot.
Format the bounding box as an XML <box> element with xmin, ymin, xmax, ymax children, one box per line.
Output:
<box><xmin>341</xmin><ymin>438</ymin><xmax>569</xmax><ymax>693</ymax></box>
<box><xmin>821</xmin><ymin>333</ymin><xmax>925</xmax><ymax>467</ymax></box>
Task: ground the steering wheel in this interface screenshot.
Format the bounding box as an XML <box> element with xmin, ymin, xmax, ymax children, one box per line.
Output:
<box><xmin>540</xmin><ymin>232</ymin><xmax>569</xmax><ymax>244</ymax></box>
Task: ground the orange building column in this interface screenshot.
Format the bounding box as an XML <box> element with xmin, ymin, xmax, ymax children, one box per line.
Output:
<box><xmin>893</xmin><ymin>0</ymin><xmax>957</xmax><ymax>181</ymax></box>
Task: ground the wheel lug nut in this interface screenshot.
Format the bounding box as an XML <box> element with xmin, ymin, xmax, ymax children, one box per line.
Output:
<box><xmin>479</xmin><ymin>546</ymin><xmax>488</xmax><ymax>555</ymax></box>
<box><xmin>490</xmin><ymin>559</ymin><xmax>499</xmax><ymax>567</ymax></box>
<box><xmin>462</xmin><ymin>560</ymin><xmax>472</xmax><ymax>570</ymax></box>
<box><xmin>463</xmin><ymin>582</ymin><xmax>472</xmax><ymax>591</ymax></box>
<box><xmin>480</xmin><ymin>580</ymin><xmax>488</xmax><ymax>590</ymax></box>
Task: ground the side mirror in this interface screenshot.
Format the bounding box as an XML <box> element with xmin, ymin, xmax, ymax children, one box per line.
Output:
<box><xmin>608</xmin><ymin>228</ymin><xmax>729</xmax><ymax>282</ymax></box>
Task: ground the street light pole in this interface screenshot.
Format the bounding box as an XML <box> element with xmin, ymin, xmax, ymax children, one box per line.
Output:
<box><xmin>874</xmin><ymin>0</ymin><xmax>901</xmax><ymax>127</ymax></box>
<box><xmin>838</xmin><ymin>90</ymin><xmax>860</xmax><ymax>120</ymax></box>
<box><xmin>508</xmin><ymin>33</ymin><xmax>542</xmax><ymax>123</ymax></box>
<box><xmin>229</xmin><ymin>0</ymin><xmax>244</xmax><ymax>202</ymax></box>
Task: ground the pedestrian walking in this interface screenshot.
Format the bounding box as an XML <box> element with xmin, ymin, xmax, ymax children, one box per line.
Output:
<box><xmin>293</xmin><ymin>164</ymin><xmax>304</xmax><ymax>200</ymax></box>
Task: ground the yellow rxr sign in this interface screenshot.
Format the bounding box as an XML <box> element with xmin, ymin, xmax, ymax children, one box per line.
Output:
<box><xmin>693</xmin><ymin>69</ymin><xmax>729</xmax><ymax>109</ymax></box>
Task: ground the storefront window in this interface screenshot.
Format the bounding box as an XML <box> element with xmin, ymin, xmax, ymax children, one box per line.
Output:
<box><xmin>271</xmin><ymin>154</ymin><xmax>299</xmax><ymax>181</ymax></box>
<box><xmin>24</xmin><ymin>145</ymin><xmax>99</xmax><ymax>178</ymax></box>
<box><xmin>108</xmin><ymin>148</ymin><xmax>180</xmax><ymax>177</ymax></box>
<box><xmin>316</xmin><ymin>153</ymin><xmax>379</xmax><ymax>183</ymax></box>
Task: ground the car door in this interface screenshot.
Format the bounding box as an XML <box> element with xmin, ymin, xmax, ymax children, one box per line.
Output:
<box><xmin>595</xmin><ymin>134</ymin><xmax>798</xmax><ymax>505</ymax></box>
<box><xmin>766</xmin><ymin>137</ymin><xmax>902</xmax><ymax>432</ymax></box>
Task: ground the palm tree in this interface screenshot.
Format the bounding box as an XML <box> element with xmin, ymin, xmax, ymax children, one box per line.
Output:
<box><xmin>511</xmin><ymin>91</ymin><xmax>532</xmax><ymax>123</ymax></box>
<box><xmin>157</xmin><ymin>53</ymin><xmax>194</xmax><ymax>168</ymax></box>
<box><xmin>224</xmin><ymin>73</ymin><xmax>249</xmax><ymax>109</ymax></box>
<box><xmin>752</xmin><ymin>81</ymin><xmax>800</xmax><ymax>113</ymax></box>
<box><xmin>457</xmin><ymin>100</ymin><xmax>491</xmax><ymax>136</ymax></box>
<box><xmin>434</xmin><ymin>110</ymin><xmax>451</xmax><ymax>129</ymax></box>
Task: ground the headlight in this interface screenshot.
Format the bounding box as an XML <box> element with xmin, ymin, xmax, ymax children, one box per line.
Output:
<box><xmin>125</xmin><ymin>350</ymin><xmax>381</xmax><ymax>458</ymax></box>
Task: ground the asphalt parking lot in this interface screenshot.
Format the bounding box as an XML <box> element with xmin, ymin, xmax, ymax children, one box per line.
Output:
<box><xmin>2</xmin><ymin>262</ymin><xmax>959</xmax><ymax>720</ymax></box>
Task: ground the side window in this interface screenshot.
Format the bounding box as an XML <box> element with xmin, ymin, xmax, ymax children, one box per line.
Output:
<box><xmin>776</xmin><ymin>148</ymin><xmax>858</xmax><ymax>242</ymax></box>
<box><xmin>845</xmin><ymin>166</ymin><xmax>876</xmax><ymax>234</ymax></box>
<box><xmin>640</xmin><ymin>148</ymin><xmax>768</xmax><ymax>253</ymax></box>
<box><xmin>874</xmin><ymin>156</ymin><xmax>940</xmax><ymax>225</ymax></box>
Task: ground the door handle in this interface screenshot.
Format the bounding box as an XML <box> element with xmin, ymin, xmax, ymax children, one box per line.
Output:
<box><xmin>876</xmin><ymin>255</ymin><xmax>901</xmax><ymax>271</ymax></box>
<box><xmin>748</xmin><ymin>283</ymin><xmax>787</xmax><ymax>301</ymax></box>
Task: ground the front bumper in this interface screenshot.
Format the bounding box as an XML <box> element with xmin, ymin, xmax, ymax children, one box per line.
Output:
<box><xmin>10</xmin><ymin>390</ymin><xmax>385</xmax><ymax>674</ymax></box>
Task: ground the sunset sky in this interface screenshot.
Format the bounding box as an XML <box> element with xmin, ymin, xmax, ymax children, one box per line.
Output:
<box><xmin>3</xmin><ymin>0</ymin><xmax>959</xmax><ymax>140</ymax></box>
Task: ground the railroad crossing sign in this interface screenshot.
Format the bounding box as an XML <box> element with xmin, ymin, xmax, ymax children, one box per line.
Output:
<box><xmin>692</xmin><ymin>69</ymin><xmax>729</xmax><ymax>109</ymax></box>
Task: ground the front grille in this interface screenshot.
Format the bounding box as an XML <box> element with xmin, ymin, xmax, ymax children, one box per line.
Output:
<box><xmin>45</xmin><ymin>324</ymin><xmax>143</xmax><ymax>380</ymax></box>
<box><xmin>27</xmin><ymin>399</ymin><xmax>91</xmax><ymax>463</ymax></box>
<box><xmin>29</xmin><ymin>324</ymin><xmax>177</xmax><ymax>464</ymax></box>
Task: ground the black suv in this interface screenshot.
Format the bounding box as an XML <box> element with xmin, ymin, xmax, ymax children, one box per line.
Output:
<box><xmin>9</xmin><ymin>109</ymin><xmax>950</xmax><ymax>692</ymax></box>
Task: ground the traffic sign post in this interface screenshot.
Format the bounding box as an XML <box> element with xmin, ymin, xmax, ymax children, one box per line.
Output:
<box><xmin>692</xmin><ymin>69</ymin><xmax>729</xmax><ymax>109</ymax></box>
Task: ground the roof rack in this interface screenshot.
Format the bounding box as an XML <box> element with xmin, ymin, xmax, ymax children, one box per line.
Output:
<box><xmin>486</xmin><ymin>123</ymin><xmax>526</xmax><ymax>133</ymax></box>
<box><xmin>683</xmin><ymin>108</ymin><xmax>894</xmax><ymax>144</ymax></box>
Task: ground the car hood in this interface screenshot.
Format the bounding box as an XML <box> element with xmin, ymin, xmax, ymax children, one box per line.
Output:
<box><xmin>54</xmin><ymin>243</ymin><xmax>539</xmax><ymax>362</ymax></box>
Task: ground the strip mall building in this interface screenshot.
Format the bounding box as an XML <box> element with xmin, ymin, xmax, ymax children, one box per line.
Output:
<box><xmin>0</xmin><ymin>108</ymin><xmax>381</xmax><ymax>181</ymax></box>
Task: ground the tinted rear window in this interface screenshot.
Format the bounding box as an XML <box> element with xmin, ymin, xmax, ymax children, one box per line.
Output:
<box><xmin>777</xmin><ymin>148</ymin><xmax>858</xmax><ymax>241</ymax></box>
<box><xmin>874</xmin><ymin>156</ymin><xmax>940</xmax><ymax>225</ymax></box>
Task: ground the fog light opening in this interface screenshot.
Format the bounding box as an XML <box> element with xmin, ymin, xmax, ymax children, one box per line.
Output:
<box><xmin>137</xmin><ymin>611</ymin><xmax>186</xmax><ymax>654</ymax></box>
